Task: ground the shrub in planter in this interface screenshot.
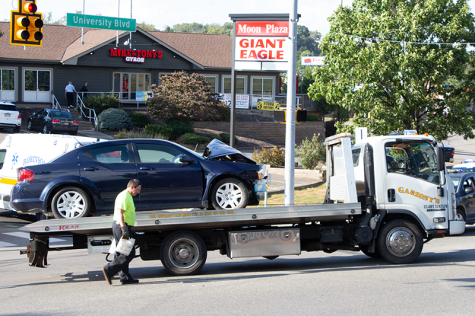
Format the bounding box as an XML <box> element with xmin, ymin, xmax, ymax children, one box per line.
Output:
<box><xmin>182</xmin><ymin>133</ymin><xmax>209</xmax><ymax>145</ymax></box>
<box><xmin>295</xmin><ymin>133</ymin><xmax>326</xmax><ymax>170</ymax></box>
<box><xmin>164</xmin><ymin>119</ymin><xmax>194</xmax><ymax>140</ymax></box>
<box><xmin>83</xmin><ymin>93</ymin><xmax>119</xmax><ymax>115</ymax></box>
<box><xmin>207</xmin><ymin>134</ymin><xmax>222</xmax><ymax>142</ymax></box>
<box><xmin>129</xmin><ymin>112</ymin><xmax>150</xmax><ymax>128</ymax></box>
<box><xmin>98</xmin><ymin>108</ymin><xmax>133</xmax><ymax>131</ymax></box>
<box><xmin>252</xmin><ymin>146</ymin><xmax>285</xmax><ymax>166</ymax></box>
<box><xmin>219</xmin><ymin>132</ymin><xmax>238</xmax><ymax>145</ymax></box>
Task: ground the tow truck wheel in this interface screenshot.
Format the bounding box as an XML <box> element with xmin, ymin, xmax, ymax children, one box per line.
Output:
<box><xmin>211</xmin><ymin>178</ymin><xmax>248</xmax><ymax>210</ymax></box>
<box><xmin>360</xmin><ymin>245</ymin><xmax>381</xmax><ymax>259</ymax></box>
<box><xmin>377</xmin><ymin>219</ymin><xmax>422</xmax><ymax>264</ymax></box>
<box><xmin>51</xmin><ymin>187</ymin><xmax>91</xmax><ymax>219</ymax></box>
<box><xmin>160</xmin><ymin>231</ymin><xmax>207</xmax><ymax>276</ymax></box>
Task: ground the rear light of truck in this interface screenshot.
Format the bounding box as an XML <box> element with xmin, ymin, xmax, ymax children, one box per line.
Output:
<box><xmin>18</xmin><ymin>168</ymin><xmax>35</xmax><ymax>182</ymax></box>
<box><xmin>51</xmin><ymin>119</ymin><xmax>60</xmax><ymax>124</ymax></box>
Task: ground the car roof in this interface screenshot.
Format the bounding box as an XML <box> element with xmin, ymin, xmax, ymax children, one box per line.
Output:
<box><xmin>449</xmin><ymin>172</ymin><xmax>475</xmax><ymax>179</ymax></box>
<box><xmin>0</xmin><ymin>101</ymin><xmax>15</xmax><ymax>106</ymax></box>
<box><xmin>452</xmin><ymin>162</ymin><xmax>475</xmax><ymax>169</ymax></box>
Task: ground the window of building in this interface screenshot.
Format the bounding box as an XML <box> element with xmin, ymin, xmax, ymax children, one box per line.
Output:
<box><xmin>0</xmin><ymin>69</ymin><xmax>15</xmax><ymax>101</ymax></box>
<box><xmin>113</xmin><ymin>72</ymin><xmax>151</xmax><ymax>101</ymax></box>
<box><xmin>251</xmin><ymin>77</ymin><xmax>274</xmax><ymax>97</ymax></box>
<box><xmin>223</xmin><ymin>77</ymin><xmax>245</xmax><ymax>94</ymax></box>
<box><xmin>205</xmin><ymin>75</ymin><xmax>218</xmax><ymax>93</ymax></box>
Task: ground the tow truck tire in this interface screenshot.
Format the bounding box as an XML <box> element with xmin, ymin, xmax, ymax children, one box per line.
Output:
<box><xmin>211</xmin><ymin>178</ymin><xmax>248</xmax><ymax>210</ymax></box>
<box><xmin>51</xmin><ymin>187</ymin><xmax>91</xmax><ymax>219</ymax></box>
<box><xmin>360</xmin><ymin>245</ymin><xmax>381</xmax><ymax>259</ymax></box>
<box><xmin>377</xmin><ymin>219</ymin><xmax>423</xmax><ymax>264</ymax></box>
<box><xmin>160</xmin><ymin>231</ymin><xmax>207</xmax><ymax>276</ymax></box>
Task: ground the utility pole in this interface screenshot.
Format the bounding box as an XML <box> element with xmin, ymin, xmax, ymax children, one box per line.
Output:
<box><xmin>284</xmin><ymin>0</ymin><xmax>298</xmax><ymax>206</ymax></box>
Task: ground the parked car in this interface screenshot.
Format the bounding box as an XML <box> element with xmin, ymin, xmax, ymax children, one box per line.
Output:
<box><xmin>27</xmin><ymin>108</ymin><xmax>78</xmax><ymax>135</ymax></box>
<box><xmin>10</xmin><ymin>139</ymin><xmax>267</xmax><ymax>219</ymax></box>
<box><xmin>449</xmin><ymin>172</ymin><xmax>475</xmax><ymax>224</ymax></box>
<box><xmin>444</xmin><ymin>145</ymin><xmax>454</xmax><ymax>163</ymax></box>
<box><xmin>451</xmin><ymin>162</ymin><xmax>475</xmax><ymax>173</ymax></box>
<box><xmin>0</xmin><ymin>101</ymin><xmax>21</xmax><ymax>133</ymax></box>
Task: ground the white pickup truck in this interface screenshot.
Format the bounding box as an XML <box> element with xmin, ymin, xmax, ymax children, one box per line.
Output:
<box><xmin>20</xmin><ymin>133</ymin><xmax>464</xmax><ymax>275</ymax></box>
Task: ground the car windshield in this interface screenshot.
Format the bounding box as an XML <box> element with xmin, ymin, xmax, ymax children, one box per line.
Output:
<box><xmin>168</xmin><ymin>141</ymin><xmax>204</xmax><ymax>160</ymax></box>
<box><xmin>51</xmin><ymin>111</ymin><xmax>74</xmax><ymax>119</ymax></box>
<box><xmin>451</xmin><ymin>177</ymin><xmax>460</xmax><ymax>190</ymax></box>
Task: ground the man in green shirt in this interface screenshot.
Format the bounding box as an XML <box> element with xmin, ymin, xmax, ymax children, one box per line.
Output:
<box><xmin>102</xmin><ymin>179</ymin><xmax>142</xmax><ymax>285</ymax></box>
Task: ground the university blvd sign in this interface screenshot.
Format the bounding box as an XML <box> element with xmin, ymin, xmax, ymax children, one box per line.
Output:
<box><xmin>67</xmin><ymin>13</ymin><xmax>136</xmax><ymax>32</ymax></box>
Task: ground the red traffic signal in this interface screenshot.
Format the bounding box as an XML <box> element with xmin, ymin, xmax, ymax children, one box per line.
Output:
<box><xmin>22</xmin><ymin>2</ymin><xmax>37</xmax><ymax>13</ymax></box>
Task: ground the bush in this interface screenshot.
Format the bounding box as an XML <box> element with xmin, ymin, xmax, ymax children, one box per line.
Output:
<box><xmin>142</xmin><ymin>120</ymin><xmax>193</xmax><ymax>140</ymax></box>
<box><xmin>83</xmin><ymin>93</ymin><xmax>119</xmax><ymax>115</ymax></box>
<box><xmin>219</xmin><ymin>132</ymin><xmax>238</xmax><ymax>145</ymax></box>
<box><xmin>98</xmin><ymin>108</ymin><xmax>133</xmax><ymax>131</ymax></box>
<box><xmin>306</xmin><ymin>113</ymin><xmax>321</xmax><ymax>121</ymax></box>
<box><xmin>207</xmin><ymin>134</ymin><xmax>222</xmax><ymax>142</ymax></box>
<box><xmin>252</xmin><ymin>146</ymin><xmax>285</xmax><ymax>166</ymax></box>
<box><xmin>182</xmin><ymin>133</ymin><xmax>209</xmax><ymax>145</ymax></box>
<box><xmin>114</xmin><ymin>129</ymin><xmax>167</xmax><ymax>139</ymax></box>
<box><xmin>129</xmin><ymin>112</ymin><xmax>150</xmax><ymax>128</ymax></box>
<box><xmin>295</xmin><ymin>133</ymin><xmax>326</xmax><ymax>170</ymax></box>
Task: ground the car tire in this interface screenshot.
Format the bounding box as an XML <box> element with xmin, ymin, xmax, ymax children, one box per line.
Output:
<box><xmin>27</xmin><ymin>120</ymin><xmax>32</xmax><ymax>131</ymax></box>
<box><xmin>51</xmin><ymin>186</ymin><xmax>91</xmax><ymax>219</ymax></box>
<box><xmin>456</xmin><ymin>207</ymin><xmax>466</xmax><ymax>222</ymax></box>
<box><xmin>211</xmin><ymin>178</ymin><xmax>248</xmax><ymax>210</ymax></box>
<box><xmin>376</xmin><ymin>219</ymin><xmax>423</xmax><ymax>264</ymax></box>
<box><xmin>42</xmin><ymin>124</ymin><xmax>50</xmax><ymax>134</ymax></box>
<box><xmin>160</xmin><ymin>230</ymin><xmax>207</xmax><ymax>276</ymax></box>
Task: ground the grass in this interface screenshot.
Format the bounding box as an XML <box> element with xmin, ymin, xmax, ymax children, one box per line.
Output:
<box><xmin>252</xmin><ymin>182</ymin><xmax>327</xmax><ymax>207</ymax></box>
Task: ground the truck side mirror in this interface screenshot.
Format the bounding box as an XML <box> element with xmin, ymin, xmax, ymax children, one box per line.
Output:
<box><xmin>436</xmin><ymin>147</ymin><xmax>444</xmax><ymax>171</ymax></box>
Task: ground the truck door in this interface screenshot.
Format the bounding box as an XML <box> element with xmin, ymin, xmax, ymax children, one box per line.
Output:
<box><xmin>384</xmin><ymin>140</ymin><xmax>448</xmax><ymax>229</ymax></box>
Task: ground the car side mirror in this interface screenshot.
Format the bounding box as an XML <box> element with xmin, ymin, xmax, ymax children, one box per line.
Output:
<box><xmin>179</xmin><ymin>155</ymin><xmax>194</xmax><ymax>164</ymax></box>
<box><xmin>465</xmin><ymin>187</ymin><xmax>474</xmax><ymax>194</ymax></box>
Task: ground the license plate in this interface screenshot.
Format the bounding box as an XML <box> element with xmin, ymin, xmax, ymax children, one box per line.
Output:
<box><xmin>4</xmin><ymin>113</ymin><xmax>10</xmax><ymax>117</ymax></box>
<box><xmin>61</xmin><ymin>122</ymin><xmax>70</xmax><ymax>126</ymax></box>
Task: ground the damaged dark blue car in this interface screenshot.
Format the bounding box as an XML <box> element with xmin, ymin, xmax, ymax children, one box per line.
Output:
<box><xmin>11</xmin><ymin>139</ymin><xmax>267</xmax><ymax>219</ymax></box>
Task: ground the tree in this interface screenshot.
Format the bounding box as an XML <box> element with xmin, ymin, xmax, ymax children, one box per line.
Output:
<box><xmin>136</xmin><ymin>22</ymin><xmax>157</xmax><ymax>31</ymax></box>
<box><xmin>308</xmin><ymin>0</ymin><xmax>475</xmax><ymax>140</ymax></box>
<box><xmin>147</xmin><ymin>71</ymin><xmax>227</xmax><ymax>123</ymax></box>
<box><xmin>162</xmin><ymin>22</ymin><xmax>233</xmax><ymax>36</ymax></box>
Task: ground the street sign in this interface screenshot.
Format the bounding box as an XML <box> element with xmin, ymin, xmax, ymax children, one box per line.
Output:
<box><xmin>66</xmin><ymin>13</ymin><xmax>136</xmax><ymax>32</ymax></box>
<box><xmin>257</xmin><ymin>101</ymin><xmax>280</xmax><ymax>111</ymax></box>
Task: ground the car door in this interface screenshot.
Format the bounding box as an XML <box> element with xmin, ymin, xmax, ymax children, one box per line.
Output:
<box><xmin>31</xmin><ymin>109</ymin><xmax>45</xmax><ymax>130</ymax></box>
<box><xmin>133</xmin><ymin>141</ymin><xmax>203</xmax><ymax>210</ymax></box>
<box><xmin>461</xmin><ymin>175</ymin><xmax>475</xmax><ymax>222</ymax></box>
<box><xmin>78</xmin><ymin>143</ymin><xmax>138</xmax><ymax>212</ymax></box>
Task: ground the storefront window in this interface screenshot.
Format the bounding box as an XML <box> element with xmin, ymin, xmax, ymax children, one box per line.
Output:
<box><xmin>114</xmin><ymin>72</ymin><xmax>151</xmax><ymax>101</ymax></box>
<box><xmin>25</xmin><ymin>70</ymin><xmax>37</xmax><ymax>91</ymax></box>
<box><xmin>1</xmin><ymin>70</ymin><xmax>14</xmax><ymax>91</ymax></box>
<box><xmin>205</xmin><ymin>76</ymin><xmax>217</xmax><ymax>93</ymax></box>
<box><xmin>38</xmin><ymin>71</ymin><xmax>50</xmax><ymax>91</ymax></box>
<box><xmin>252</xmin><ymin>77</ymin><xmax>274</xmax><ymax>96</ymax></box>
<box><xmin>223</xmin><ymin>77</ymin><xmax>245</xmax><ymax>94</ymax></box>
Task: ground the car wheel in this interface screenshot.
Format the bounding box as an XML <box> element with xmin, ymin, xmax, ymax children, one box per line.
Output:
<box><xmin>42</xmin><ymin>124</ymin><xmax>50</xmax><ymax>134</ymax></box>
<box><xmin>160</xmin><ymin>231</ymin><xmax>207</xmax><ymax>276</ymax></box>
<box><xmin>51</xmin><ymin>186</ymin><xmax>91</xmax><ymax>219</ymax></box>
<box><xmin>27</xmin><ymin>120</ymin><xmax>32</xmax><ymax>131</ymax></box>
<box><xmin>456</xmin><ymin>207</ymin><xmax>466</xmax><ymax>222</ymax></box>
<box><xmin>376</xmin><ymin>219</ymin><xmax>423</xmax><ymax>264</ymax></box>
<box><xmin>211</xmin><ymin>178</ymin><xmax>248</xmax><ymax>210</ymax></box>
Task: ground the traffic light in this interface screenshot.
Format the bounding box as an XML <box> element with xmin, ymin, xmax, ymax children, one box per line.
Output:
<box><xmin>10</xmin><ymin>0</ymin><xmax>43</xmax><ymax>47</ymax></box>
<box><xmin>274</xmin><ymin>108</ymin><xmax>307</xmax><ymax>124</ymax></box>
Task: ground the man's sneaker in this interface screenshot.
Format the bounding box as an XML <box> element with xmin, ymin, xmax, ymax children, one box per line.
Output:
<box><xmin>102</xmin><ymin>267</ymin><xmax>112</xmax><ymax>285</ymax></box>
<box><xmin>120</xmin><ymin>279</ymin><xmax>139</xmax><ymax>285</ymax></box>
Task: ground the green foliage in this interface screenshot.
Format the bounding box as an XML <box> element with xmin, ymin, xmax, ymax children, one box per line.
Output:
<box><xmin>147</xmin><ymin>71</ymin><xmax>227</xmax><ymax>123</ymax></box>
<box><xmin>182</xmin><ymin>133</ymin><xmax>209</xmax><ymax>145</ymax></box>
<box><xmin>163</xmin><ymin>22</ymin><xmax>233</xmax><ymax>37</ymax></box>
<box><xmin>207</xmin><ymin>134</ymin><xmax>222</xmax><ymax>142</ymax></box>
<box><xmin>306</xmin><ymin>113</ymin><xmax>321</xmax><ymax>121</ymax></box>
<box><xmin>114</xmin><ymin>129</ymin><xmax>167</xmax><ymax>140</ymax></box>
<box><xmin>296</xmin><ymin>134</ymin><xmax>326</xmax><ymax>170</ymax></box>
<box><xmin>83</xmin><ymin>93</ymin><xmax>120</xmax><ymax>115</ymax></box>
<box><xmin>98</xmin><ymin>108</ymin><xmax>133</xmax><ymax>131</ymax></box>
<box><xmin>335</xmin><ymin>122</ymin><xmax>355</xmax><ymax>135</ymax></box>
<box><xmin>142</xmin><ymin>120</ymin><xmax>193</xmax><ymax>141</ymax></box>
<box><xmin>129</xmin><ymin>112</ymin><xmax>150</xmax><ymax>128</ymax></box>
<box><xmin>309</xmin><ymin>0</ymin><xmax>475</xmax><ymax>141</ymax></box>
<box><xmin>136</xmin><ymin>22</ymin><xmax>157</xmax><ymax>31</ymax></box>
<box><xmin>219</xmin><ymin>133</ymin><xmax>238</xmax><ymax>145</ymax></box>
<box><xmin>252</xmin><ymin>147</ymin><xmax>285</xmax><ymax>167</ymax></box>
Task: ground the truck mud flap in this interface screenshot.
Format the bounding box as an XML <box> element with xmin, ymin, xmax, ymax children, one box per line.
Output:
<box><xmin>23</xmin><ymin>237</ymin><xmax>49</xmax><ymax>268</ymax></box>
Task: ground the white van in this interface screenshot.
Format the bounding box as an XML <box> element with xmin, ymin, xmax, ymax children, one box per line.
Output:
<box><xmin>0</xmin><ymin>134</ymin><xmax>107</xmax><ymax>211</ymax></box>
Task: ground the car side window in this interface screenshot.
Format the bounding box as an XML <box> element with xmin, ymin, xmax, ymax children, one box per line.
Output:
<box><xmin>0</xmin><ymin>149</ymin><xmax>6</xmax><ymax>170</ymax></box>
<box><xmin>465</xmin><ymin>177</ymin><xmax>475</xmax><ymax>190</ymax></box>
<box><xmin>136</xmin><ymin>143</ymin><xmax>184</xmax><ymax>163</ymax></box>
<box><xmin>89</xmin><ymin>145</ymin><xmax>130</xmax><ymax>163</ymax></box>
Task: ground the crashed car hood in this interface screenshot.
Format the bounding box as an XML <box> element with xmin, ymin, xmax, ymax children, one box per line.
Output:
<box><xmin>202</xmin><ymin>139</ymin><xmax>256</xmax><ymax>164</ymax></box>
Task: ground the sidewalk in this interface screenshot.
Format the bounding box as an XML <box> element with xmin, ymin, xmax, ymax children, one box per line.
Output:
<box><xmin>76</xmin><ymin>130</ymin><xmax>323</xmax><ymax>193</ymax></box>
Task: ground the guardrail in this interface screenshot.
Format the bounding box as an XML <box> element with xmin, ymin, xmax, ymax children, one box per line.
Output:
<box><xmin>76</xmin><ymin>94</ymin><xmax>99</xmax><ymax>131</ymax></box>
<box><xmin>51</xmin><ymin>94</ymin><xmax>62</xmax><ymax>110</ymax></box>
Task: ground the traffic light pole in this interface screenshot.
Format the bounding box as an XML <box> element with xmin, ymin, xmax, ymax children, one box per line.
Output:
<box><xmin>284</xmin><ymin>0</ymin><xmax>298</xmax><ymax>206</ymax></box>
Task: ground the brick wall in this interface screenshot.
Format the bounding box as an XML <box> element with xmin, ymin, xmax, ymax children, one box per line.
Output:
<box><xmin>193</xmin><ymin>121</ymin><xmax>325</xmax><ymax>145</ymax></box>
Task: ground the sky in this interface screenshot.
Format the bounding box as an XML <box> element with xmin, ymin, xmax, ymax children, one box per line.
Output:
<box><xmin>2</xmin><ymin>0</ymin><xmax>475</xmax><ymax>36</ymax></box>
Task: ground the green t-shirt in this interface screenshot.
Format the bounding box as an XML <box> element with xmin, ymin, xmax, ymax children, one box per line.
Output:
<box><xmin>113</xmin><ymin>189</ymin><xmax>136</xmax><ymax>226</ymax></box>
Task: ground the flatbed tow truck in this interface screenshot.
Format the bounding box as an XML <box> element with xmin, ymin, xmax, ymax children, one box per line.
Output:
<box><xmin>19</xmin><ymin>134</ymin><xmax>465</xmax><ymax>275</ymax></box>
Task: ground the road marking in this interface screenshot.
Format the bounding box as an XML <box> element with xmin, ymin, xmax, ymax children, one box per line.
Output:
<box><xmin>0</xmin><ymin>241</ymin><xmax>16</xmax><ymax>247</ymax></box>
<box><xmin>3</xmin><ymin>232</ymin><xmax>66</xmax><ymax>243</ymax></box>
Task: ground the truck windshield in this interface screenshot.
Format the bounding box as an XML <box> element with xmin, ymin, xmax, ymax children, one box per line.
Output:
<box><xmin>385</xmin><ymin>141</ymin><xmax>439</xmax><ymax>184</ymax></box>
